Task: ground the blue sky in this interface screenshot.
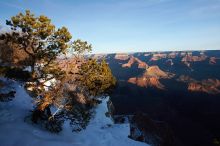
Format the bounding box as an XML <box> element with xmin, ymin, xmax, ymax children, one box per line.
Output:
<box><xmin>0</xmin><ymin>0</ymin><xmax>220</xmax><ymax>53</ymax></box>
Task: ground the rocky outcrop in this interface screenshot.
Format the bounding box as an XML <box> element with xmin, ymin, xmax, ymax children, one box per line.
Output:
<box><xmin>144</xmin><ymin>66</ymin><xmax>175</xmax><ymax>79</ymax></box>
<box><xmin>183</xmin><ymin>61</ymin><xmax>191</xmax><ymax>67</ymax></box>
<box><xmin>180</xmin><ymin>52</ymin><xmax>186</xmax><ymax>57</ymax></box>
<box><xmin>122</xmin><ymin>56</ymin><xmax>148</xmax><ymax>69</ymax></box>
<box><xmin>209</xmin><ymin>57</ymin><xmax>219</xmax><ymax>65</ymax></box>
<box><xmin>168</xmin><ymin>52</ymin><xmax>178</xmax><ymax>58</ymax></box>
<box><xmin>176</xmin><ymin>75</ymin><xmax>196</xmax><ymax>83</ymax></box>
<box><xmin>150</xmin><ymin>53</ymin><xmax>167</xmax><ymax>61</ymax></box>
<box><xmin>91</xmin><ymin>54</ymin><xmax>106</xmax><ymax>60</ymax></box>
<box><xmin>128</xmin><ymin>77</ymin><xmax>165</xmax><ymax>89</ymax></box>
<box><xmin>0</xmin><ymin>79</ymin><xmax>16</xmax><ymax>102</ymax></box>
<box><xmin>181</xmin><ymin>54</ymin><xmax>207</xmax><ymax>68</ymax></box>
<box><xmin>129</xmin><ymin>112</ymin><xmax>176</xmax><ymax>146</ymax></box>
<box><xmin>181</xmin><ymin>54</ymin><xmax>207</xmax><ymax>62</ymax></box>
<box><xmin>165</xmin><ymin>59</ymin><xmax>174</xmax><ymax>66</ymax></box>
<box><xmin>144</xmin><ymin>53</ymin><xmax>150</xmax><ymax>57</ymax></box>
<box><xmin>106</xmin><ymin>98</ymin><xmax>115</xmax><ymax>120</ymax></box>
<box><xmin>114</xmin><ymin>53</ymin><xmax>130</xmax><ymax>61</ymax></box>
<box><xmin>177</xmin><ymin>75</ymin><xmax>220</xmax><ymax>94</ymax></box>
<box><xmin>128</xmin><ymin>66</ymin><xmax>174</xmax><ymax>89</ymax></box>
<box><xmin>188</xmin><ymin>79</ymin><xmax>220</xmax><ymax>94</ymax></box>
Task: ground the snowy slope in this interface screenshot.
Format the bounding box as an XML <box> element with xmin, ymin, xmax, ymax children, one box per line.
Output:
<box><xmin>0</xmin><ymin>79</ymin><xmax>149</xmax><ymax>146</ymax></box>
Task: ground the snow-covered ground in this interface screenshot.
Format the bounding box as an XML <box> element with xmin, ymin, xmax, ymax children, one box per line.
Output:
<box><xmin>0</xmin><ymin>79</ymin><xmax>149</xmax><ymax>146</ymax></box>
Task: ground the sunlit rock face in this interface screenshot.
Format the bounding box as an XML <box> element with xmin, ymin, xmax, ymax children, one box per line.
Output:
<box><xmin>188</xmin><ymin>79</ymin><xmax>220</xmax><ymax>94</ymax></box>
<box><xmin>92</xmin><ymin>54</ymin><xmax>107</xmax><ymax>60</ymax></box>
<box><xmin>128</xmin><ymin>77</ymin><xmax>165</xmax><ymax>89</ymax></box>
<box><xmin>150</xmin><ymin>53</ymin><xmax>167</xmax><ymax>61</ymax></box>
<box><xmin>114</xmin><ymin>53</ymin><xmax>130</xmax><ymax>61</ymax></box>
<box><xmin>122</xmin><ymin>56</ymin><xmax>148</xmax><ymax>69</ymax></box>
<box><xmin>144</xmin><ymin>66</ymin><xmax>175</xmax><ymax>79</ymax></box>
<box><xmin>177</xmin><ymin>75</ymin><xmax>220</xmax><ymax>94</ymax></box>
<box><xmin>144</xmin><ymin>53</ymin><xmax>150</xmax><ymax>57</ymax></box>
<box><xmin>128</xmin><ymin>65</ymin><xmax>174</xmax><ymax>89</ymax></box>
<box><xmin>168</xmin><ymin>52</ymin><xmax>178</xmax><ymax>58</ymax></box>
<box><xmin>180</xmin><ymin>52</ymin><xmax>187</xmax><ymax>57</ymax></box>
<box><xmin>181</xmin><ymin>54</ymin><xmax>207</xmax><ymax>62</ymax></box>
<box><xmin>181</xmin><ymin>54</ymin><xmax>207</xmax><ymax>68</ymax></box>
<box><xmin>209</xmin><ymin>57</ymin><xmax>219</xmax><ymax>65</ymax></box>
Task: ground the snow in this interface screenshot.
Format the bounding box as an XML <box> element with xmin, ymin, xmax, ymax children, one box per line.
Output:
<box><xmin>23</xmin><ymin>66</ymin><xmax>32</xmax><ymax>72</ymax></box>
<box><xmin>0</xmin><ymin>79</ymin><xmax>149</xmax><ymax>146</ymax></box>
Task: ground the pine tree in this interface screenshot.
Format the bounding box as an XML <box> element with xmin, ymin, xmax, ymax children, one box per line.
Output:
<box><xmin>79</xmin><ymin>58</ymin><xmax>116</xmax><ymax>96</ymax></box>
<box><xmin>0</xmin><ymin>10</ymin><xmax>72</xmax><ymax>77</ymax></box>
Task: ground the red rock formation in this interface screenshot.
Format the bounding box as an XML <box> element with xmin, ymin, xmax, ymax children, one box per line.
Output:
<box><xmin>181</xmin><ymin>54</ymin><xmax>207</xmax><ymax>62</ymax></box>
<box><xmin>177</xmin><ymin>75</ymin><xmax>196</xmax><ymax>83</ymax></box>
<box><xmin>128</xmin><ymin>77</ymin><xmax>165</xmax><ymax>89</ymax></box>
<box><xmin>168</xmin><ymin>52</ymin><xmax>178</xmax><ymax>58</ymax></box>
<box><xmin>128</xmin><ymin>65</ymin><xmax>174</xmax><ymax>89</ymax></box>
<box><xmin>114</xmin><ymin>53</ymin><xmax>129</xmax><ymax>60</ymax></box>
<box><xmin>188</xmin><ymin>79</ymin><xmax>220</xmax><ymax>94</ymax></box>
<box><xmin>122</xmin><ymin>56</ymin><xmax>148</xmax><ymax>69</ymax></box>
<box><xmin>150</xmin><ymin>53</ymin><xmax>167</xmax><ymax>61</ymax></box>
<box><xmin>177</xmin><ymin>75</ymin><xmax>220</xmax><ymax>94</ymax></box>
<box><xmin>209</xmin><ymin>57</ymin><xmax>218</xmax><ymax>65</ymax></box>
<box><xmin>188</xmin><ymin>83</ymin><xmax>203</xmax><ymax>92</ymax></box>
<box><xmin>181</xmin><ymin>54</ymin><xmax>207</xmax><ymax>68</ymax></box>
<box><xmin>144</xmin><ymin>65</ymin><xmax>175</xmax><ymax>79</ymax></box>
<box><xmin>180</xmin><ymin>52</ymin><xmax>186</xmax><ymax>57</ymax></box>
<box><xmin>122</xmin><ymin>56</ymin><xmax>135</xmax><ymax>68</ymax></box>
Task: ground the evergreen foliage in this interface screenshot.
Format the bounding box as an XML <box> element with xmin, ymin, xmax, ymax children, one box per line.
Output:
<box><xmin>0</xmin><ymin>10</ymin><xmax>72</xmax><ymax>76</ymax></box>
<box><xmin>0</xmin><ymin>10</ymin><xmax>116</xmax><ymax>133</ymax></box>
<box><xmin>79</xmin><ymin>59</ymin><xmax>116</xmax><ymax>96</ymax></box>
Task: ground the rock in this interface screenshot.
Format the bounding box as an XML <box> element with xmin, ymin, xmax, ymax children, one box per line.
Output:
<box><xmin>114</xmin><ymin>53</ymin><xmax>130</xmax><ymax>61</ymax></box>
<box><xmin>113</xmin><ymin>115</ymin><xmax>130</xmax><ymax>124</ymax></box>
<box><xmin>176</xmin><ymin>75</ymin><xmax>196</xmax><ymax>83</ymax></box>
<box><xmin>122</xmin><ymin>56</ymin><xmax>148</xmax><ymax>69</ymax></box>
<box><xmin>128</xmin><ymin>65</ymin><xmax>174</xmax><ymax>89</ymax></box>
<box><xmin>128</xmin><ymin>77</ymin><xmax>165</xmax><ymax>90</ymax></box>
<box><xmin>0</xmin><ymin>90</ymin><xmax>16</xmax><ymax>102</ymax></box>
<box><xmin>181</xmin><ymin>54</ymin><xmax>207</xmax><ymax>62</ymax></box>
<box><xmin>106</xmin><ymin>97</ymin><xmax>115</xmax><ymax>120</ymax></box>
<box><xmin>144</xmin><ymin>53</ymin><xmax>150</xmax><ymax>57</ymax></box>
<box><xmin>150</xmin><ymin>53</ymin><xmax>167</xmax><ymax>61</ymax></box>
<box><xmin>165</xmin><ymin>59</ymin><xmax>174</xmax><ymax>66</ymax></box>
<box><xmin>129</xmin><ymin>112</ymin><xmax>176</xmax><ymax>146</ymax></box>
<box><xmin>177</xmin><ymin>76</ymin><xmax>220</xmax><ymax>94</ymax></box>
<box><xmin>144</xmin><ymin>66</ymin><xmax>175</xmax><ymax>79</ymax></box>
<box><xmin>180</xmin><ymin>52</ymin><xmax>186</xmax><ymax>57</ymax></box>
<box><xmin>168</xmin><ymin>52</ymin><xmax>178</xmax><ymax>58</ymax></box>
<box><xmin>188</xmin><ymin>79</ymin><xmax>220</xmax><ymax>94</ymax></box>
<box><xmin>209</xmin><ymin>57</ymin><xmax>218</xmax><ymax>65</ymax></box>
